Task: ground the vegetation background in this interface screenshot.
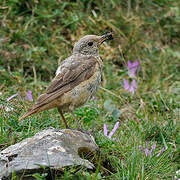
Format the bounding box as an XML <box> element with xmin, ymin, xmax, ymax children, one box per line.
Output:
<box><xmin>0</xmin><ymin>0</ymin><xmax>179</xmax><ymax>179</ymax></box>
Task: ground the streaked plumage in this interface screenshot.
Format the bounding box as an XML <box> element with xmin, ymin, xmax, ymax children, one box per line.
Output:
<box><xmin>19</xmin><ymin>33</ymin><xmax>113</xmax><ymax>129</ymax></box>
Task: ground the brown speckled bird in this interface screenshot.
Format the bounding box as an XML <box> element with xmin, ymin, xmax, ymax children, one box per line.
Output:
<box><xmin>19</xmin><ymin>32</ymin><xmax>113</xmax><ymax>130</ymax></box>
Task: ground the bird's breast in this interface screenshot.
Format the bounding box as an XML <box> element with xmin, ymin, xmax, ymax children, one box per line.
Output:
<box><xmin>59</xmin><ymin>63</ymin><xmax>101</xmax><ymax>110</ymax></box>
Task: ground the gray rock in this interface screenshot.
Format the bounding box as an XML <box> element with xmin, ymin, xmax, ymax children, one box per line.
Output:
<box><xmin>0</xmin><ymin>128</ymin><xmax>99</xmax><ymax>179</ymax></box>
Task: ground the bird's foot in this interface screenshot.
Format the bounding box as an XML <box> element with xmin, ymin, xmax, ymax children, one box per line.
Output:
<box><xmin>64</xmin><ymin>125</ymin><xmax>92</xmax><ymax>136</ymax></box>
<box><xmin>77</xmin><ymin>128</ymin><xmax>92</xmax><ymax>136</ymax></box>
<box><xmin>65</xmin><ymin>125</ymin><xmax>71</xmax><ymax>129</ymax></box>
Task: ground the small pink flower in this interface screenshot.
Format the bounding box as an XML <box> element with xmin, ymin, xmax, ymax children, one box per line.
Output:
<box><xmin>127</xmin><ymin>60</ymin><xmax>139</xmax><ymax>78</ymax></box>
<box><xmin>103</xmin><ymin>122</ymin><xmax>119</xmax><ymax>140</ymax></box>
<box><xmin>123</xmin><ymin>79</ymin><xmax>129</xmax><ymax>90</ymax></box>
<box><xmin>7</xmin><ymin>93</ymin><xmax>23</xmax><ymax>101</ymax></box>
<box><xmin>150</xmin><ymin>144</ymin><xmax>156</xmax><ymax>153</ymax></box>
<box><xmin>104</xmin><ymin>124</ymin><xmax>108</xmax><ymax>136</ymax></box>
<box><xmin>139</xmin><ymin>142</ymin><xmax>164</xmax><ymax>158</ymax></box>
<box><xmin>144</xmin><ymin>148</ymin><xmax>149</xmax><ymax>157</ymax></box>
<box><xmin>108</xmin><ymin>122</ymin><xmax>119</xmax><ymax>138</ymax></box>
<box><xmin>156</xmin><ymin>147</ymin><xmax>165</xmax><ymax>157</ymax></box>
<box><xmin>144</xmin><ymin>141</ymin><xmax>149</xmax><ymax>156</ymax></box>
<box><xmin>123</xmin><ymin>79</ymin><xmax>137</xmax><ymax>94</ymax></box>
<box><xmin>26</xmin><ymin>90</ymin><xmax>33</xmax><ymax>102</ymax></box>
<box><xmin>7</xmin><ymin>93</ymin><xmax>18</xmax><ymax>101</ymax></box>
<box><xmin>129</xmin><ymin>79</ymin><xmax>136</xmax><ymax>94</ymax></box>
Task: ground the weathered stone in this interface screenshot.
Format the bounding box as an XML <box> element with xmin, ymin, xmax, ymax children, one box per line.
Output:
<box><xmin>0</xmin><ymin>128</ymin><xmax>99</xmax><ymax>179</ymax></box>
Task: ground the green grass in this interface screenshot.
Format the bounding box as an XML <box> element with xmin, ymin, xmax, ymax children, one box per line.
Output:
<box><xmin>0</xmin><ymin>0</ymin><xmax>179</xmax><ymax>179</ymax></box>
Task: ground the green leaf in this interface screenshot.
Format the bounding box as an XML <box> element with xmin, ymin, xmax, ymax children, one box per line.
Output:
<box><xmin>104</xmin><ymin>99</ymin><xmax>115</xmax><ymax>112</ymax></box>
<box><xmin>112</xmin><ymin>109</ymin><xmax>121</xmax><ymax>121</ymax></box>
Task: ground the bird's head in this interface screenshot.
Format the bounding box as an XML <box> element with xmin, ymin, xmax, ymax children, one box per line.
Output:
<box><xmin>73</xmin><ymin>32</ymin><xmax>113</xmax><ymax>56</ymax></box>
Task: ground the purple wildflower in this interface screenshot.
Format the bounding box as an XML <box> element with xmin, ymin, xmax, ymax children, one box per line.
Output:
<box><xmin>123</xmin><ymin>79</ymin><xmax>129</xmax><ymax>90</ymax></box>
<box><xmin>150</xmin><ymin>144</ymin><xmax>156</xmax><ymax>153</ymax></box>
<box><xmin>108</xmin><ymin>122</ymin><xmax>119</xmax><ymax>138</ymax></box>
<box><xmin>129</xmin><ymin>79</ymin><xmax>136</xmax><ymax>94</ymax></box>
<box><xmin>123</xmin><ymin>79</ymin><xmax>137</xmax><ymax>94</ymax></box>
<box><xmin>104</xmin><ymin>124</ymin><xmax>108</xmax><ymax>136</ymax></box>
<box><xmin>26</xmin><ymin>90</ymin><xmax>33</xmax><ymax>102</ymax></box>
<box><xmin>37</xmin><ymin>92</ymin><xmax>41</xmax><ymax>97</ymax></box>
<box><xmin>103</xmin><ymin>122</ymin><xmax>119</xmax><ymax>140</ymax></box>
<box><xmin>139</xmin><ymin>142</ymin><xmax>165</xmax><ymax>158</ymax></box>
<box><xmin>7</xmin><ymin>93</ymin><xmax>23</xmax><ymax>101</ymax></box>
<box><xmin>144</xmin><ymin>141</ymin><xmax>149</xmax><ymax>156</ymax></box>
<box><xmin>7</xmin><ymin>93</ymin><xmax>18</xmax><ymax>101</ymax></box>
<box><xmin>156</xmin><ymin>147</ymin><xmax>165</xmax><ymax>157</ymax></box>
<box><xmin>127</xmin><ymin>60</ymin><xmax>139</xmax><ymax>78</ymax></box>
<box><xmin>144</xmin><ymin>148</ymin><xmax>149</xmax><ymax>157</ymax></box>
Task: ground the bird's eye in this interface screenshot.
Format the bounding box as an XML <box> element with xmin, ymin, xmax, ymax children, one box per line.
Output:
<box><xmin>88</xmin><ymin>42</ymin><xmax>93</xmax><ymax>46</ymax></box>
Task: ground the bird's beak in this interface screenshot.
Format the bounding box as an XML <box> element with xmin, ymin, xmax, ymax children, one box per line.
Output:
<box><xmin>98</xmin><ymin>32</ymin><xmax>113</xmax><ymax>45</ymax></box>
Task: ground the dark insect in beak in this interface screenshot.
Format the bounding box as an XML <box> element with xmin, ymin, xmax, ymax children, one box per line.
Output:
<box><xmin>101</xmin><ymin>31</ymin><xmax>114</xmax><ymax>40</ymax></box>
<box><xmin>98</xmin><ymin>32</ymin><xmax>113</xmax><ymax>45</ymax></box>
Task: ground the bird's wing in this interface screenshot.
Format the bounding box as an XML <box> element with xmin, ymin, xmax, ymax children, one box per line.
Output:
<box><xmin>32</xmin><ymin>56</ymin><xmax>97</xmax><ymax>109</ymax></box>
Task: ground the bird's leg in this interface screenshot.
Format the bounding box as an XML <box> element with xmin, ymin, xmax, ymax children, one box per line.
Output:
<box><xmin>57</xmin><ymin>107</ymin><xmax>70</xmax><ymax>129</ymax></box>
<box><xmin>68</xmin><ymin>110</ymin><xmax>91</xmax><ymax>135</ymax></box>
<box><xmin>68</xmin><ymin>110</ymin><xmax>82</xmax><ymax>130</ymax></box>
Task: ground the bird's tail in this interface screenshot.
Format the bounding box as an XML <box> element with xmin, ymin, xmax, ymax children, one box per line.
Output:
<box><xmin>18</xmin><ymin>108</ymin><xmax>38</xmax><ymax>121</ymax></box>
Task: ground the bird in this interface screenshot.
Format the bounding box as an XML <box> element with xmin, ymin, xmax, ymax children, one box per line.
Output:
<box><xmin>19</xmin><ymin>32</ymin><xmax>113</xmax><ymax>130</ymax></box>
